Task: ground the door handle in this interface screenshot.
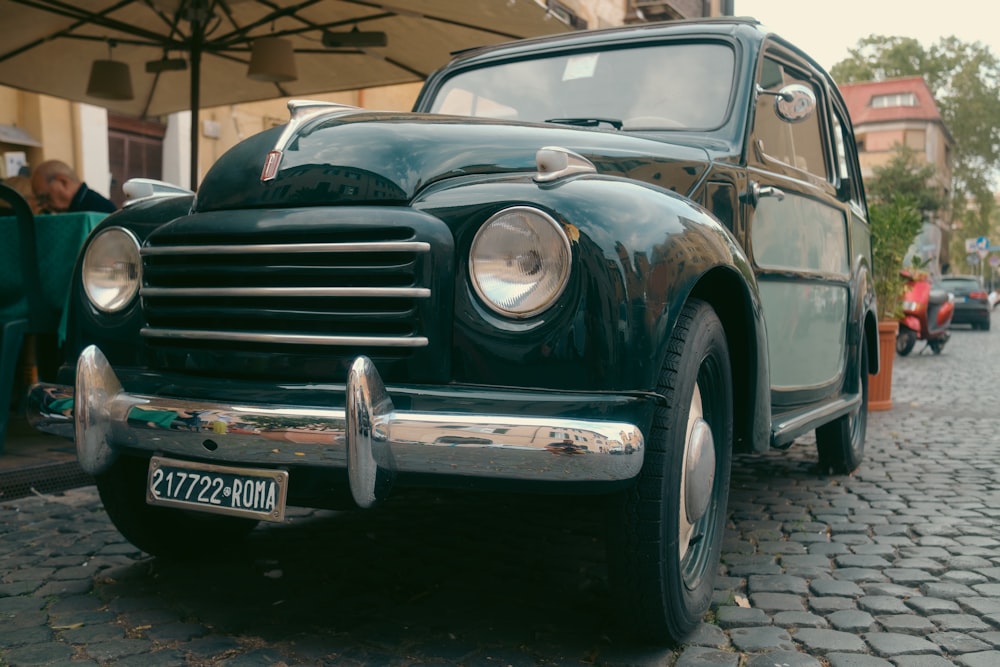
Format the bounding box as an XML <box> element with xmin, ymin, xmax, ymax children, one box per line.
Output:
<box><xmin>742</xmin><ymin>182</ymin><xmax>786</xmax><ymax>206</ymax></box>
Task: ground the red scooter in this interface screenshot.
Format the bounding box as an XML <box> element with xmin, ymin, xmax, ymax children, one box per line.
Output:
<box><xmin>896</xmin><ymin>270</ymin><xmax>955</xmax><ymax>356</ymax></box>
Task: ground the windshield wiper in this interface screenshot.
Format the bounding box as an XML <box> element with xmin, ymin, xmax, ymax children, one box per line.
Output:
<box><xmin>545</xmin><ymin>117</ymin><xmax>623</xmax><ymax>130</ymax></box>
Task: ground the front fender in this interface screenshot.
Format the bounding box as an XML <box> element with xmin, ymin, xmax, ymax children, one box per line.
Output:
<box><xmin>59</xmin><ymin>194</ymin><xmax>196</xmax><ymax>382</ymax></box>
<box><xmin>416</xmin><ymin>173</ymin><xmax>770</xmax><ymax>451</ymax></box>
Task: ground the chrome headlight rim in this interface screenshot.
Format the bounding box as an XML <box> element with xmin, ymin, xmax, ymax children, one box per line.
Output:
<box><xmin>81</xmin><ymin>226</ymin><xmax>142</xmax><ymax>314</ymax></box>
<box><xmin>469</xmin><ymin>206</ymin><xmax>572</xmax><ymax>320</ymax></box>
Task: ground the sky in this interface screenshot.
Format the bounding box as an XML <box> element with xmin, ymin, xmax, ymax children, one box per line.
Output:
<box><xmin>735</xmin><ymin>0</ymin><xmax>1000</xmax><ymax>72</ymax></box>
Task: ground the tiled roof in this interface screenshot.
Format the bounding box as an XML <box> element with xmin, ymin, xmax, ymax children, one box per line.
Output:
<box><xmin>839</xmin><ymin>76</ymin><xmax>942</xmax><ymax>125</ymax></box>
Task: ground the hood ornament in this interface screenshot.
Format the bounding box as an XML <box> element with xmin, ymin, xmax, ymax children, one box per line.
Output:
<box><xmin>260</xmin><ymin>99</ymin><xmax>359</xmax><ymax>182</ymax></box>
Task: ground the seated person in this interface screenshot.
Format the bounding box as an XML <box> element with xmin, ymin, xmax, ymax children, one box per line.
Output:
<box><xmin>1</xmin><ymin>175</ymin><xmax>44</xmax><ymax>214</ymax></box>
<box><xmin>31</xmin><ymin>160</ymin><xmax>117</xmax><ymax>214</ymax></box>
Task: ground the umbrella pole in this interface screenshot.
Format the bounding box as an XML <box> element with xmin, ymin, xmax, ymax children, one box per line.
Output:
<box><xmin>189</xmin><ymin>18</ymin><xmax>204</xmax><ymax>191</ymax></box>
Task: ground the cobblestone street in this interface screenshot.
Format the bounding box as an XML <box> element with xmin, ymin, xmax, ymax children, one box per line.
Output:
<box><xmin>2</xmin><ymin>321</ymin><xmax>1000</xmax><ymax>666</ymax></box>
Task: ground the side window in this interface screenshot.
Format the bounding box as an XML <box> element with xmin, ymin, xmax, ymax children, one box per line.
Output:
<box><xmin>831</xmin><ymin>105</ymin><xmax>867</xmax><ymax>210</ymax></box>
<box><xmin>753</xmin><ymin>56</ymin><xmax>828</xmax><ymax>181</ymax></box>
<box><xmin>831</xmin><ymin>113</ymin><xmax>850</xmax><ymax>182</ymax></box>
<box><xmin>752</xmin><ymin>195</ymin><xmax>849</xmax><ymax>276</ymax></box>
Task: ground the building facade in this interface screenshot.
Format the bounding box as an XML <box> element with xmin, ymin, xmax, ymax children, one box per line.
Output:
<box><xmin>839</xmin><ymin>76</ymin><xmax>955</xmax><ymax>272</ymax></box>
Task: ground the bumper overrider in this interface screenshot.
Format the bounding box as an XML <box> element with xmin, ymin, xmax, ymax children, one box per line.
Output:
<box><xmin>28</xmin><ymin>346</ymin><xmax>645</xmax><ymax>509</ymax></box>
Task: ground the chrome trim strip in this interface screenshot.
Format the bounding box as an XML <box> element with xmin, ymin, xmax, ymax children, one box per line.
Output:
<box><xmin>140</xmin><ymin>286</ymin><xmax>431</xmax><ymax>298</ymax></box>
<box><xmin>141</xmin><ymin>242</ymin><xmax>431</xmax><ymax>256</ymax></box>
<box><xmin>30</xmin><ymin>347</ymin><xmax>644</xmax><ymax>503</ymax></box>
<box><xmin>139</xmin><ymin>329</ymin><xmax>430</xmax><ymax>347</ymax></box>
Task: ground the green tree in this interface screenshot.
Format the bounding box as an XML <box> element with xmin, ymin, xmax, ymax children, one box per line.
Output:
<box><xmin>830</xmin><ymin>35</ymin><xmax>1000</xmax><ymax>222</ymax></box>
<box><xmin>866</xmin><ymin>144</ymin><xmax>945</xmax><ymax>212</ymax></box>
<box><xmin>865</xmin><ymin>148</ymin><xmax>931</xmax><ymax>319</ymax></box>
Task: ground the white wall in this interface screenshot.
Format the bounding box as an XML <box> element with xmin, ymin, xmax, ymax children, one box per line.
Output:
<box><xmin>163</xmin><ymin>111</ymin><xmax>191</xmax><ymax>190</ymax></box>
<box><xmin>75</xmin><ymin>104</ymin><xmax>111</xmax><ymax>197</ymax></box>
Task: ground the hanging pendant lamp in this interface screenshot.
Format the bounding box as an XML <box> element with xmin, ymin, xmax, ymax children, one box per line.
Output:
<box><xmin>86</xmin><ymin>40</ymin><xmax>134</xmax><ymax>101</ymax></box>
<box><xmin>247</xmin><ymin>36</ymin><xmax>298</xmax><ymax>82</ymax></box>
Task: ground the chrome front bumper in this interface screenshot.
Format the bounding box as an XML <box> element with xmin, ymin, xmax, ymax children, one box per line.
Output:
<box><xmin>28</xmin><ymin>346</ymin><xmax>645</xmax><ymax>508</ymax></box>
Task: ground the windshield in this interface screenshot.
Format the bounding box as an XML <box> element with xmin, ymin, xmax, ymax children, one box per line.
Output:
<box><xmin>429</xmin><ymin>41</ymin><xmax>736</xmax><ymax>131</ymax></box>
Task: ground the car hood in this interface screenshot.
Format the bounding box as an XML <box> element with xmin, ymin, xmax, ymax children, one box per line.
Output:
<box><xmin>194</xmin><ymin>109</ymin><xmax>713</xmax><ymax>211</ymax></box>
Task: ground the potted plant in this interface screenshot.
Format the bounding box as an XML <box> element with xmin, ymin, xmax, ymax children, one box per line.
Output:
<box><xmin>868</xmin><ymin>195</ymin><xmax>924</xmax><ymax>410</ymax></box>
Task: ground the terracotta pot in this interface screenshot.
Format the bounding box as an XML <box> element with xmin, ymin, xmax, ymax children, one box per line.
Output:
<box><xmin>868</xmin><ymin>320</ymin><xmax>898</xmax><ymax>411</ymax></box>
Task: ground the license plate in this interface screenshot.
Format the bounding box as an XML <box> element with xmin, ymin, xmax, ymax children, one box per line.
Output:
<box><xmin>146</xmin><ymin>456</ymin><xmax>288</xmax><ymax>522</ymax></box>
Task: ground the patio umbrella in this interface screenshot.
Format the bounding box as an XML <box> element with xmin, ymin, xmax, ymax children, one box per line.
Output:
<box><xmin>0</xmin><ymin>0</ymin><xmax>575</xmax><ymax>187</ymax></box>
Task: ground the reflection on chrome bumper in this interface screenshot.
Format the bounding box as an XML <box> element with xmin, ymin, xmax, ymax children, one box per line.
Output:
<box><xmin>28</xmin><ymin>346</ymin><xmax>644</xmax><ymax>508</ymax></box>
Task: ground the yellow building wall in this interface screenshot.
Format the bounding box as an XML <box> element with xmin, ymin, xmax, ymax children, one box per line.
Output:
<box><xmin>0</xmin><ymin>87</ymin><xmax>86</xmax><ymax>176</ymax></box>
<box><xmin>0</xmin><ymin>86</ymin><xmax>20</xmax><ymax>125</ymax></box>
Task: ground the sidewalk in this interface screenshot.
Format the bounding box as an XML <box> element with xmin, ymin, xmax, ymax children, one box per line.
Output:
<box><xmin>0</xmin><ymin>413</ymin><xmax>92</xmax><ymax>500</ymax></box>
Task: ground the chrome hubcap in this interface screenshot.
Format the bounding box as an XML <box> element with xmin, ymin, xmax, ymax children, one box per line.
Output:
<box><xmin>679</xmin><ymin>384</ymin><xmax>715</xmax><ymax>561</ymax></box>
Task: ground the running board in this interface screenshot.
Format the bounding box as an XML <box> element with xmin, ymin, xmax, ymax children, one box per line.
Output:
<box><xmin>770</xmin><ymin>393</ymin><xmax>861</xmax><ymax>449</ymax></box>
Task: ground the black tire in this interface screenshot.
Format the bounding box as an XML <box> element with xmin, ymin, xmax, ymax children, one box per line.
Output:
<box><xmin>608</xmin><ymin>299</ymin><xmax>733</xmax><ymax>644</ymax></box>
<box><xmin>815</xmin><ymin>335</ymin><xmax>868</xmax><ymax>474</ymax></box>
<box><xmin>984</xmin><ymin>319</ymin><xmax>991</xmax><ymax>332</ymax></box>
<box><xmin>96</xmin><ymin>455</ymin><xmax>259</xmax><ymax>559</ymax></box>
<box><xmin>895</xmin><ymin>328</ymin><xmax>916</xmax><ymax>356</ymax></box>
<box><xmin>929</xmin><ymin>338</ymin><xmax>946</xmax><ymax>354</ymax></box>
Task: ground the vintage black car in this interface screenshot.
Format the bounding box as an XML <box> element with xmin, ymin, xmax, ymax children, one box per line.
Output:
<box><xmin>29</xmin><ymin>17</ymin><xmax>877</xmax><ymax>643</ymax></box>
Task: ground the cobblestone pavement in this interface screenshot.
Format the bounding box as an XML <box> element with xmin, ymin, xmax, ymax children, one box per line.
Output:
<box><xmin>2</xmin><ymin>322</ymin><xmax>1000</xmax><ymax>666</ymax></box>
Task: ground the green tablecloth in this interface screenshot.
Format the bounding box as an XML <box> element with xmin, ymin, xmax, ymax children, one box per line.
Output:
<box><xmin>0</xmin><ymin>211</ymin><xmax>108</xmax><ymax>323</ymax></box>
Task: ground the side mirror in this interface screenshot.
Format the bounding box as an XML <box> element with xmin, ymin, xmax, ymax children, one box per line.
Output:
<box><xmin>758</xmin><ymin>83</ymin><xmax>816</xmax><ymax>123</ymax></box>
<box><xmin>774</xmin><ymin>83</ymin><xmax>816</xmax><ymax>123</ymax></box>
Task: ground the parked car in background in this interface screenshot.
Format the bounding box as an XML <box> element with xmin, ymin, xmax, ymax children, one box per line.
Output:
<box><xmin>940</xmin><ymin>275</ymin><xmax>990</xmax><ymax>330</ymax></box>
<box><xmin>26</xmin><ymin>17</ymin><xmax>878</xmax><ymax>644</ymax></box>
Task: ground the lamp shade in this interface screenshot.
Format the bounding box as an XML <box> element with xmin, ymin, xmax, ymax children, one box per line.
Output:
<box><xmin>86</xmin><ymin>59</ymin><xmax>134</xmax><ymax>100</ymax></box>
<box><xmin>247</xmin><ymin>37</ymin><xmax>298</xmax><ymax>82</ymax></box>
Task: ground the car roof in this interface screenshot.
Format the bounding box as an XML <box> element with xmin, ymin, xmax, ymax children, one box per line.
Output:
<box><xmin>450</xmin><ymin>16</ymin><xmax>762</xmax><ymax>58</ymax></box>
<box><xmin>446</xmin><ymin>15</ymin><xmax>820</xmax><ymax>72</ymax></box>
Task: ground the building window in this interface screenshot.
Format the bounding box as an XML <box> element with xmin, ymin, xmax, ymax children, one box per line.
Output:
<box><xmin>904</xmin><ymin>129</ymin><xmax>925</xmax><ymax>151</ymax></box>
<box><xmin>870</xmin><ymin>92</ymin><xmax>918</xmax><ymax>108</ymax></box>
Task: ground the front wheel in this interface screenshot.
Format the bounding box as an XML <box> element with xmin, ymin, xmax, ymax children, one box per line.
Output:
<box><xmin>608</xmin><ymin>299</ymin><xmax>733</xmax><ymax>644</ymax></box>
<box><xmin>896</xmin><ymin>328</ymin><xmax>916</xmax><ymax>356</ymax></box>
<box><xmin>96</xmin><ymin>455</ymin><xmax>259</xmax><ymax>559</ymax></box>
<box><xmin>816</xmin><ymin>335</ymin><xmax>869</xmax><ymax>474</ymax></box>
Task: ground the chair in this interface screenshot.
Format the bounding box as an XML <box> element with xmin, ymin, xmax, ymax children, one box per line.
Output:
<box><xmin>0</xmin><ymin>182</ymin><xmax>60</xmax><ymax>453</ymax></box>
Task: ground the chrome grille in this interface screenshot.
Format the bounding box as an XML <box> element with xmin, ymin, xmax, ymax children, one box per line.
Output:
<box><xmin>138</xmin><ymin>217</ymin><xmax>449</xmax><ymax>382</ymax></box>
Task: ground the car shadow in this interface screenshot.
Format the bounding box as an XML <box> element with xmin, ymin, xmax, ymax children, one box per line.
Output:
<box><xmin>88</xmin><ymin>451</ymin><xmax>833</xmax><ymax>662</ymax></box>
<box><xmin>93</xmin><ymin>489</ymin><xmax>623</xmax><ymax>662</ymax></box>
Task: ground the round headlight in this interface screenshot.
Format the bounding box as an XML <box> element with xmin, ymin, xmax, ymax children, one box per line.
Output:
<box><xmin>470</xmin><ymin>207</ymin><xmax>571</xmax><ymax>318</ymax></box>
<box><xmin>82</xmin><ymin>227</ymin><xmax>141</xmax><ymax>313</ymax></box>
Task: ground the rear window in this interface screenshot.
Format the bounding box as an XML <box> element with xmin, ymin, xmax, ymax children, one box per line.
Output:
<box><xmin>941</xmin><ymin>278</ymin><xmax>981</xmax><ymax>293</ymax></box>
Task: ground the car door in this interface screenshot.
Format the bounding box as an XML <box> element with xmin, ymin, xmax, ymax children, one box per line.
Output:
<box><xmin>746</xmin><ymin>47</ymin><xmax>852</xmax><ymax>406</ymax></box>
